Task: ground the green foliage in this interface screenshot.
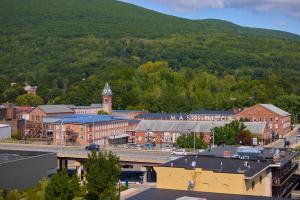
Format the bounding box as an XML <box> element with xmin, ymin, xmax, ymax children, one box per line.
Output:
<box><xmin>16</xmin><ymin>94</ymin><xmax>43</xmax><ymax>106</ymax></box>
<box><xmin>97</xmin><ymin>110</ymin><xmax>109</xmax><ymax>115</ymax></box>
<box><xmin>213</xmin><ymin>121</ymin><xmax>253</xmax><ymax>145</ymax></box>
<box><xmin>0</xmin><ymin>0</ymin><xmax>299</xmax><ymax>115</ymax></box>
<box><xmin>11</xmin><ymin>130</ymin><xmax>22</xmax><ymax>140</ymax></box>
<box><xmin>45</xmin><ymin>170</ymin><xmax>80</xmax><ymax>200</ymax></box>
<box><xmin>85</xmin><ymin>151</ymin><xmax>121</xmax><ymax>200</ymax></box>
<box><xmin>176</xmin><ymin>133</ymin><xmax>208</xmax><ymax>149</ymax></box>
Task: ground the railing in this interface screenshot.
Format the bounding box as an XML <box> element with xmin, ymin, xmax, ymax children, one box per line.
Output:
<box><xmin>273</xmin><ymin>163</ymin><xmax>298</xmax><ymax>186</ymax></box>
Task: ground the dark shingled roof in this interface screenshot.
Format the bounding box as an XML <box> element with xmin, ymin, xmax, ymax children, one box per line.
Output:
<box><xmin>160</xmin><ymin>155</ymin><xmax>269</xmax><ymax>178</ymax></box>
<box><xmin>127</xmin><ymin>188</ymin><xmax>286</xmax><ymax>200</ymax></box>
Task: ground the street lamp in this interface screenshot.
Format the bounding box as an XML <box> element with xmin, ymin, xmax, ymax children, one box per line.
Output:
<box><xmin>230</xmin><ymin>97</ymin><xmax>236</xmax><ymax>109</ymax></box>
<box><xmin>60</xmin><ymin>119</ymin><xmax>65</xmax><ymax>153</ymax></box>
<box><xmin>187</xmin><ymin>129</ymin><xmax>195</xmax><ymax>155</ymax></box>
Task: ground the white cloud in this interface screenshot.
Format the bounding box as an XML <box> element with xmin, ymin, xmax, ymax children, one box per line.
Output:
<box><xmin>152</xmin><ymin>0</ymin><xmax>300</xmax><ymax>18</ymax></box>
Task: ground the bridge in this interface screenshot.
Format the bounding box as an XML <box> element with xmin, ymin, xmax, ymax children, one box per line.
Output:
<box><xmin>0</xmin><ymin>143</ymin><xmax>176</xmax><ymax>182</ymax></box>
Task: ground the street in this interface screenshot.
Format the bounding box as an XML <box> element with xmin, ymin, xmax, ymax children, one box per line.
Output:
<box><xmin>268</xmin><ymin>126</ymin><xmax>300</xmax><ymax>148</ymax></box>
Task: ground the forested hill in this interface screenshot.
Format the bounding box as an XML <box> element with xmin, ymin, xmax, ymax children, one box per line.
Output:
<box><xmin>0</xmin><ymin>0</ymin><xmax>300</xmax><ymax>115</ymax></box>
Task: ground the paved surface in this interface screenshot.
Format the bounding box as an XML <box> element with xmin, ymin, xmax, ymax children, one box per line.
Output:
<box><xmin>268</xmin><ymin>125</ymin><xmax>300</xmax><ymax>148</ymax></box>
<box><xmin>0</xmin><ymin>143</ymin><xmax>176</xmax><ymax>164</ymax></box>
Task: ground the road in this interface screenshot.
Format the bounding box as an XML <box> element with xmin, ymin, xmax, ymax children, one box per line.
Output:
<box><xmin>0</xmin><ymin>143</ymin><xmax>175</xmax><ymax>163</ymax></box>
<box><xmin>268</xmin><ymin>126</ymin><xmax>300</xmax><ymax>148</ymax></box>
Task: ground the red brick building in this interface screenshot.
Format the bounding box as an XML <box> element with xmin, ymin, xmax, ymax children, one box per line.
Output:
<box><xmin>234</xmin><ymin>104</ymin><xmax>291</xmax><ymax>136</ymax></box>
<box><xmin>29</xmin><ymin>105</ymin><xmax>75</xmax><ymax>124</ymax></box>
<box><xmin>43</xmin><ymin>115</ymin><xmax>130</xmax><ymax>146</ymax></box>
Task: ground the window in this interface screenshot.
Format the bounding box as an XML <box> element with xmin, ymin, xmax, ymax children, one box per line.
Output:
<box><xmin>259</xmin><ymin>176</ymin><xmax>262</xmax><ymax>183</ymax></box>
<box><xmin>252</xmin><ymin>181</ymin><xmax>255</xmax><ymax>190</ymax></box>
<box><xmin>270</xmin><ymin>117</ymin><xmax>273</xmax><ymax>121</ymax></box>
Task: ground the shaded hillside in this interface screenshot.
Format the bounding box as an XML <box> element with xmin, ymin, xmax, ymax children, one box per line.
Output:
<box><xmin>0</xmin><ymin>0</ymin><xmax>300</xmax><ymax>114</ymax></box>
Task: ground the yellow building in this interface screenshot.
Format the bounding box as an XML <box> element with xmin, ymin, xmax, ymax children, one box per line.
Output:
<box><xmin>155</xmin><ymin>156</ymin><xmax>272</xmax><ymax>197</ymax></box>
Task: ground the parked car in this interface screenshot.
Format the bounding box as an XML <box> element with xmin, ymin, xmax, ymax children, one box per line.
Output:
<box><xmin>171</xmin><ymin>149</ymin><xmax>187</xmax><ymax>156</ymax></box>
<box><xmin>126</xmin><ymin>143</ymin><xmax>137</xmax><ymax>149</ymax></box>
<box><xmin>85</xmin><ymin>144</ymin><xmax>100</xmax><ymax>151</ymax></box>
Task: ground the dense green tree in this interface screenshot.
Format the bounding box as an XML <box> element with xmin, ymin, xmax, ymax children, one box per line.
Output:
<box><xmin>97</xmin><ymin>110</ymin><xmax>109</xmax><ymax>115</ymax></box>
<box><xmin>45</xmin><ymin>170</ymin><xmax>80</xmax><ymax>200</ymax></box>
<box><xmin>213</xmin><ymin>121</ymin><xmax>252</xmax><ymax>145</ymax></box>
<box><xmin>176</xmin><ymin>133</ymin><xmax>208</xmax><ymax>149</ymax></box>
<box><xmin>15</xmin><ymin>94</ymin><xmax>44</xmax><ymax>106</ymax></box>
<box><xmin>85</xmin><ymin>151</ymin><xmax>121</xmax><ymax>200</ymax></box>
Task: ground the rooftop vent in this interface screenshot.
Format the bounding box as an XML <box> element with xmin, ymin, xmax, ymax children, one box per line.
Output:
<box><xmin>170</xmin><ymin>162</ymin><xmax>174</xmax><ymax>167</ymax></box>
<box><xmin>191</xmin><ymin>161</ymin><xmax>196</xmax><ymax>168</ymax></box>
<box><xmin>176</xmin><ymin>197</ymin><xmax>207</xmax><ymax>200</ymax></box>
<box><xmin>185</xmin><ymin>158</ymin><xmax>188</xmax><ymax>163</ymax></box>
<box><xmin>244</xmin><ymin>161</ymin><xmax>248</xmax><ymax>167</ymax></box>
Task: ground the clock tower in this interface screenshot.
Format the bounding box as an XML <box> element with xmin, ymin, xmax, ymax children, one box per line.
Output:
<box><xmin>102</xmin><ymin>82</ymin><xmax>113</xmax><ymax>114</ymax></box>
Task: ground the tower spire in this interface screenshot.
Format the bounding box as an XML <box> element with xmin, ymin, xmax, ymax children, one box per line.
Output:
<box><xmin>102</xmin><ymin>82</ymin><xmax>112</xmax><ymax>96</ymax></box>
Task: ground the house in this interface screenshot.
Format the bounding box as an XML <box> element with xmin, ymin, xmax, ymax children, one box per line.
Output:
<box><xmin>234</xmin><ymin>104</ymin><xmax>291</xmax><ymax>136</ymax></box>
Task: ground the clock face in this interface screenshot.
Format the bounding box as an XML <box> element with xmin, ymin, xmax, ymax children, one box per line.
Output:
<box><xmin>104</xmin><ymin>89</ymin><xmax>107</xmax><ymax>93</ymax></box>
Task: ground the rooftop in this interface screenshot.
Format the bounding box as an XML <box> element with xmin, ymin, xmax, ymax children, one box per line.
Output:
<box><xmin>38</xmin><ymin>105</ymin><xmax>74</xmax><ymax>114</ymax></box>
<box><xmin>43</xmin><ymin>114</ymin><xmax>127</xmax><ymax>124</ymax></box>
<box><xmin>160</xmin><ymin>155</ymin><xmax>269</xmax><ymax>179</ymax></box>
<box><xmin>127</xmin><ymin>188</ymin><xmax>285</xmax><ymax>200</ymax></box>
<box><xmin>135</xmin><ymin>120</ymin><xmax>267</xmax><ymax>135</ymax></box>
<box><xmin>259</xmin><ymin>104</ymin><xmax>290</xmax><ymax>117</ymax></box>
<box><xmin>198</xmin><ymin>146</ymin><xmax>298</xmax><ymax>167</ymax></box>
<box><xmin>0</xmin><ymin>150</ymin><xmax>54</xmax><ymax>164</ymax></box>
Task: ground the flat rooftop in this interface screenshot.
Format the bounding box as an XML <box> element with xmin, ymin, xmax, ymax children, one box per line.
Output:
<box><xmin>161</xmin><ymin>155</ymin><xmax>269</xmax><ymax>179</ymax></box>
<box><xmin>0</xmin><ymin>150</ymin><xmax>54</xmax><ymax>164</ymax></box>
<box><xmin>198</xmin><ymin>146</ymin><xmax>298</xmax><ymax>167</ymax></box>
<box><xmin>127</xmin><ymin>188</ymin><xmax>286</xmax><ymax>200</ymax></box>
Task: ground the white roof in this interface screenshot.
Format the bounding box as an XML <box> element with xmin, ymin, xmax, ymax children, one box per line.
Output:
<box><xmin>244</xmin><ymin>122</ymin><xmax>267</xmax><ymax>135</ymax></box>
<box><xmin>135</xmin><ymin>120</ymin><xmax>267</xmax><ymax>135</ymax></box>
<box><xmin>135</xmin><ymin>120</ymin><xmax>228</xmax><ymax>133</ymax></box>
<box><xmin>260</xmin><ymin>104</ymin><xmax>290</xmax><ymax>117</ymax></box>
<box><xmin>0</xmin><ymin>124</ymin><xmax>10</xmax><ymax>128</ymax></box>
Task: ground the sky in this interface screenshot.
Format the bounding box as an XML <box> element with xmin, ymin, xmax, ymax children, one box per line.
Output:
<box><xmin>119</xmin><ymin>0</ymin><xmax>300</xmax><ymax>35</ymax></box>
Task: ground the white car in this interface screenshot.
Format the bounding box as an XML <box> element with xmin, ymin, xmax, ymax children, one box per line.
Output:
<box><xmin>171</xmin><ymin>149</ymin><xmax>187</xmax><ymax>156</ymax></box>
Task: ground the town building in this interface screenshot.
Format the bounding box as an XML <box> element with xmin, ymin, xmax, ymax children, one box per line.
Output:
<box><xmin>0</xmin><ymin>124</ymin><xmax>11</xmax><ymax>140</ymax></box>
<box><xmin>29</xmin><ymin>105</ymin><xmax>75</xmax><ymax>124</ymax></box>
<box><xmin>134</xmin><ymin>120</ymin><xmax>270</xmax><ymax>145</ymax></box>
<box><xmin>153</xmin><ymin>146</ymin><xmax>298</xmax><ymax>198</ymax></box>
<box><xmin>16</xmin><ymin>106</ymin><xmax>33</xmax><ymax>120</ymax></box>
<box><xmin>68</xmin><ymin>104</ymin><xmax>103</xmax><ymax>115</ymax></box>
<box><xmin>234</xmin><ymin>104</ymin><xmax>291</xmax><ymax>136</ymax></box>
<box><xmin>0</xmin><ymin>150</ymin><xmax>57</xmax><ymax>189</ymax></box>
<box><xmin>43</xmin><ymin>114</ymin><xmax>130</xmax><ymax>146</ymax></box>
<box><xmin>112</xmin><ymin>110</ymin><xmax>147</xmax><ymax>119</ymax></box>
<box><xmin>0</xmin><ymin>104</ymin><xmax>25</xmax><ymax>136</ymax></box>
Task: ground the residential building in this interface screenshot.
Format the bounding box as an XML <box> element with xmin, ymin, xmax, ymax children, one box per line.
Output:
<box><xmin>0</xmin><ymin>104</ymin><xmax>25</xmax><ymax>135</ymax></box>
<box><xmin>24</xmin><ymin>84</ymin><xmax>37</xmax><ymax>95</ymax></box>
<box><xmin>16</xmin><ymin>106</ymin><xmax>33</xmax><ymax>120</ymax></box>
<box><xmin>134</xmin><ymin>120</ymin><xmax>270</xmax><ymax>145</ymax></box>
<box><xmin>234</xmin><ymin>104</ymin><xmax>291</xmax><ymax>136</ymax></box>
<box><xmin>43</xmin><ymin>114</ymin><xmax>130</xmax><ymax>146</ymax></box>
<box><xmin>154</xmin><ymin>146</ymin><xmax>298</xmax><ymax>198</ymax></box>
<box><xmin>0</xmin><ymin>124</ymin><xmax>11</xmax><ymax>139</ymax></box>
<box><xmin>0</xmin><ymin>150</ymin><xmax>57</xmax><ymax>189</ymax></box>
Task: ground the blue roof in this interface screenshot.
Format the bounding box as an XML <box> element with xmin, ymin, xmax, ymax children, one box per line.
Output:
<box><xmin>46</xmin><ymin>114</ymin><xmax>125</xmax><ymax>124</ymax></box>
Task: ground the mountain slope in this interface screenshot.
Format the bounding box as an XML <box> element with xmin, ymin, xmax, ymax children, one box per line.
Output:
<box><xmin>0</xmin><ymin>0</ymin><xmax>300</xmax><ymax>112</ymax></box>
